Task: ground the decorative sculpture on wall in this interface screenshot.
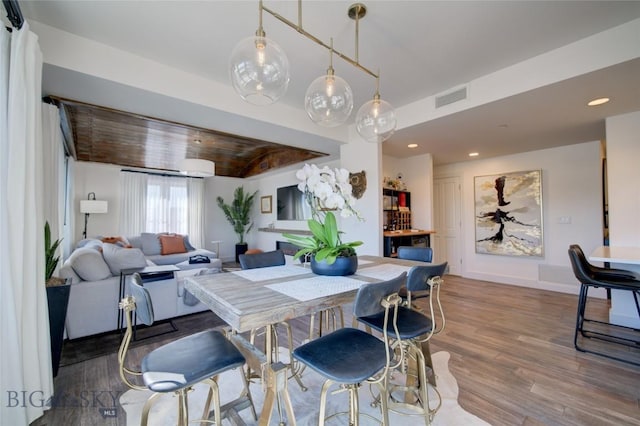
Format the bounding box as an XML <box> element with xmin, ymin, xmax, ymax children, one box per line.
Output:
<box><xmin>474</xmin><ymin>170</ymin><xmax>543</xmax><ymax>256</ymax></box>
<box><xmin>349</xmin><ymin>170</ymin><xmax>367</xmax><ymax>199</ymax></box>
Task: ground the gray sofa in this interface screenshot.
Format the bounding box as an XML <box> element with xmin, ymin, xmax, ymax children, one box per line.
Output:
<box><xmin>59</xmin><ymin>233</ymin><xmax>219</xmax><ymax>339</ymax></box>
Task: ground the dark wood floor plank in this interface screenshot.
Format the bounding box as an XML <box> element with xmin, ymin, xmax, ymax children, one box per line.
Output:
<box><xmin>31</xmin><ymin>274</ymin><xmax>640</xmax><ymax>426</ymax></box>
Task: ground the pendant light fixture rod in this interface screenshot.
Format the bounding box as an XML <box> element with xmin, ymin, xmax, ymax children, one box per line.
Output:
<box><xmin>256</xmin><ymin>0</ymin><xmax>265</xmax><ymax>37</ymax></box>
<box><xmin>260</xmin><ymin>2</ymin><xmax>378</xmax><ymax>79</ymax></box>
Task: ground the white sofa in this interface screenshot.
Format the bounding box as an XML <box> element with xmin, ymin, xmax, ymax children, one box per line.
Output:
<box><xmin>59</xmin><ymin>234</ymin><xmax>220</xmax><ymax>339</ymax></box>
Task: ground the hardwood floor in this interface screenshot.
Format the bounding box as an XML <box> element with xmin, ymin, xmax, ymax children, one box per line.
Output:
<box><xmin>31</xmin><ymin>275</ymin><xmax>640</xmax><ymax>425</ymax></box>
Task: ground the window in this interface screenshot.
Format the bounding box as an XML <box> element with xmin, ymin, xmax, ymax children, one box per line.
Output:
<box><xmin>120</xmin><ymin>171</ymin><xmax>205</xmax><ymax>247</ymax></box>
<box><xmin>145</xmin><ymin>175</ymin><xmax>189</xmax><ymax>234</ymax></box>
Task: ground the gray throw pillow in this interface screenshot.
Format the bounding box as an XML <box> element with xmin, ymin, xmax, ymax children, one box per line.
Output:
<box><xmin>183</xmin><ymin>235</ymin><xmax>196</xmax><ymax>251</ymax></box>
<box><xmin>141</xmin><ymin>232</ymin><xmax>161</xmax><ymax>255</ymax></box>
<box><xmin>68</xmin><ymin>247</ymin><xmax>112</xmax><ymax>281</ymax></box>
<box><xmin>127</xmin><ymin>235</ymin><xmax>143</xmax><ymax>250</ymax></box>
<box><xmin>102</xmin><ymin>243</ymin><xmax>148</xmax><ymax>276</ymax></box>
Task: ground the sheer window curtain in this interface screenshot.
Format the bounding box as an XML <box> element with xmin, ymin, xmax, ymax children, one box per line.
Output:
<box><xmin>119</xmin><ymin>171</ymin><xmax>148</xmax><ymax>237</ymax></box>
<box><xmin>1</xmin><ymin>22</ymin><xmax>54</xmax><ymax>424</ymax></box>
<box><xmin>120</xmin><ymin>172</ymin><xmax>204</xmax><ymax>247</ymax></box>
<box><xmin>187</xmin><ymin>177</ymin><xmax>205</xmax><ymax>248</ymax></box>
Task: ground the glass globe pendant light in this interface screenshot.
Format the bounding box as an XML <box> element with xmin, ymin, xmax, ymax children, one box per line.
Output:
<box><xmin>355</xmin><ymin>77</ymin><xmax>396</xmax><ymax>143</ymax></box>
<box><xmin>304</xmin><ymin>41</ymin><xmax>354</xmax><ymax>127</ymax></box>
<box><xmin>229</xmin><ymin>2</ymin><xmax>290</xmax><ymax>106</ymax></box>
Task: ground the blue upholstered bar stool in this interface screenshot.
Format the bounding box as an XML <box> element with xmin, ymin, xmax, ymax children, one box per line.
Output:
<box><xmin>118</xmin><ymin>273</ymin><xmax>256</xmax><ymax>426</ymax></box>
<box><xmin>293</xmin><ymin>273</ymin><xmax>407</xmax><ymax>426</ymax></box>
<box><xmin>357</xmin><ymin>263</ymin><xmax>448</xmax><ymax>425</ymax></box>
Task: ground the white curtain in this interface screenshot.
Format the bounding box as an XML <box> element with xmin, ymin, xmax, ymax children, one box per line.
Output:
<box><xmin>0</xmin><ymin>22</ymin><xmax>54</xmax><ymax>425</ymax></box>
<box><xmin>42</xmin><ymin>103</ymin><xmax>65</xmax><ymax>256</ymax></box>
<box><xmin>187</xmin><ymin>177</ymin><xmax>205</xmax><ymax>248</ymax></box>
<box><xmin>62</xmin><ymin>157</ymin><xmax>75</xmax><ymax>260</ymax></box>
<box><xmin>119</xmin><ymin>171</ymin><xmax>148</xmax><ymax>237</ymax></box>
<box><xmin>120</xmin><ymin>171</ymin><xmax>205</xmax><ymax>246</ymax></box>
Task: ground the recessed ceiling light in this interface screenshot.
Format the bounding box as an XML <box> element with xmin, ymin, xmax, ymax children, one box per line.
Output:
<box><xmin>587</xmin><ymin>97</ymin><xmax>610</xmax><ymax>106</ymax></box>
<box><xmin>407</xmin><ymin>143</ymin><xmax>418</xmax><ymax>148</ymax></box>
<box><xmin>469</xmin><ymin>152</ymin><xmax>479</xmax><ymax>157</ymax></box>
<box><xmin>193</xmin><ymin>139</ymin><xmax>202</xmax><ymax>144</ymax></box>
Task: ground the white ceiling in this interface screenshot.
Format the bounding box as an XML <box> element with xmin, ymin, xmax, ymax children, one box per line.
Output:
<box><xmin>17</xmin><ymin>0</ymin><xmax>640</xmax><ymax>166</ymax></box>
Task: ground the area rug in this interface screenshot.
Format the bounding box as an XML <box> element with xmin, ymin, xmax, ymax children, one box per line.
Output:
<box><xmin>120</xmin><ymin>351</ymin><xmax>490</xmax><ymax>425</ymax></box>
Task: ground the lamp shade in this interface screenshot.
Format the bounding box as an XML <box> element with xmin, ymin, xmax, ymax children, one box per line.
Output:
<box><xmin>80</xmin><ymin>200</ymin><xmax>108</xmax><ymax>214</ymax></box>
<box><xmin>179</xmin><ymin>159</ymin><xmax>215</xmax><ymax>177</ymax></box>
<box><xmin>229</xmin><ymin>35</ymin><xmax>290</xmax><ymax>106</ymax></box>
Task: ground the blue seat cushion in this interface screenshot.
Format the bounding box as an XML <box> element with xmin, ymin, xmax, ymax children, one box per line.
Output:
<box><xmin>293</xmin><ymin>328</ymin><xmax>387</xmax><ymax>383</ymax></box>
<box><xmin>142</xmin><ymin>330</ymin><xmax>244</xmax><ymax>393</ymax></box>
<box><xmin>358</xmin><ymin>306</ymin><xmax>433</xmax><ymax>340</ymax></box>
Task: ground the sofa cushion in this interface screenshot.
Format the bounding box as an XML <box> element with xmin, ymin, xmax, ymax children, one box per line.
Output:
<box><xmin>68</xmin><ymin>247</ymin><xmax>112</xmax><ymax>281</ymax></box>
<box><xmin>102</xmin><ymin>243</ymin><xmax>148</xmax><ymax>275</ymax></box>
<box><xmin>76</xmin><ymin>238</ymin><xmax>103</xmax><ymax>252</ymax></box>
<box><xmin>183</xmin><ymin>234</ymin><xmax>196</xmax><ymax>251</ymax></box>
<box><xmin>141</xmin><ymin>232</ymin><xmax>162</xmax><ymax>255</ymax></box>
<box><xmin>128</xmin><ymin>235</ymin><xmax>143</xmax><ymax>250</ymax></box>
<box><xmin>101</xmin><ymin>236</ymin><xmax>132</xmax><ymax>248</ymax></box>
<box><xmin>159</xmin><ymin>234</ymin><xmax>187</xmax><ymax>255</ymax></box>
<box><xmin>59</xmin><ymin>263</ymin><xmax>82</xmax><ymax>285</ymax></box>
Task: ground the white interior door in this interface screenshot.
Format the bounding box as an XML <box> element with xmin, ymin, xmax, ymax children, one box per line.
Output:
<box><xmin>433</xmin><ymin>176</ymin><xmax>461</xmax><ymax>275</ymax></box>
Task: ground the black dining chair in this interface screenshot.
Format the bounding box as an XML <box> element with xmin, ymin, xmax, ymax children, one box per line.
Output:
<box><xmin>293</xmin><ymin>273</ymin><xmax>407</xmax><ymax>425</ymax></box>
<box><xmin>567</xmin><ymin>245</ymin><xmax>640</xmax><ymax>366</ymax></box>
<box><xmin>357</xmin><ymin>263</ymin><xmax>447</xmax><ymax>425</ymax></box>
<box><xmin>118</xmin><ymin>273</ymin><xmax>256</xmax><ymax>425</ymax></box>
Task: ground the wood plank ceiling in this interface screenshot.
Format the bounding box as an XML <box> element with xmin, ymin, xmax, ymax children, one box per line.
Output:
<box><xmin>48</xmin><ymin>97</ymin><xmax>327</xmax><ymax>178</ymax></box>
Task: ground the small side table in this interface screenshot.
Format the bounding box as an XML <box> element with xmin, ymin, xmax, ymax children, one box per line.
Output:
<box><xmin>118</xmin><ymin>265</ymin><xmax>180</xmax><ymax>337</ymax></box>
<box><xmin>211</xmin><ymin>240</ymin><xmax>222</xmax><ymax>258</ymax></box>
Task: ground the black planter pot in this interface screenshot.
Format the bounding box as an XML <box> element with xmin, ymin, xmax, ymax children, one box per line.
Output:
<box><xmin>46</xmin><ymin>281</ymin><xmax>71</xmax><ymax>377</ymax></box>
<box><xmin>235</xmin><ymin>243</ymin><xmax>248</xmax><ymax>263</ymax></box>
<box><xmin>311</xmin><ymin>255</ymin><xmax>358</xmax><ymax>276</ymax></box>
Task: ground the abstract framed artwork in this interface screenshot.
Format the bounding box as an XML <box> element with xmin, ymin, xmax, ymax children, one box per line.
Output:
<box><xmin>474</xmin><ymin>169</ymin><xmax>543</xmax><ymax>257</ymax></box>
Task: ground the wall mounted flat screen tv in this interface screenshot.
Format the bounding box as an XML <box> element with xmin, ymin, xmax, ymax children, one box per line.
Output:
<box><xmin>277</xmin><ymin>184</ymin><xmax>312</xmax><ymax>221</ymax></box>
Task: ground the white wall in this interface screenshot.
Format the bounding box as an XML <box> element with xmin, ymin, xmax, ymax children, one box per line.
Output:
<box><xmin>73</xmin><ymin>162</ymin><xmax>121</xmax><ymax>241</ymax></box>
<box><xmin>605</xmin><ymin>110</ymin><xmax>640</xmax><ymax>327</ymax></box>
<box><xmin>435</xmin><ymin>140</ymin><xmax>603</xmax><ymax>294</ymax></box>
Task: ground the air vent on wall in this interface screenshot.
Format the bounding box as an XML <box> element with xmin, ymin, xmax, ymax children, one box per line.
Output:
<box><xmin>435</xmin><ymin>86</ymin><xmax>468</xmax><ymax>108</ymax></box>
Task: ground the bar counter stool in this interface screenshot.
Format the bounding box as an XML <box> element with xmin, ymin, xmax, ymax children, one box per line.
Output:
<box><xmin>118</xmin><ymin>273</ymin><xmax>256</xmax><ymax>425</ymax></box>
<box><xmin>357</xmin><ymin>263</ymin><xmax>448</xmax><ymax>425</ymax></box>
<box><xmin>293</xmin><ymin>273</ymin><xmax>407</xmax><ymax>425</ymax></box>
<box><xmin>568</xmin><ymin>245</ymin><xmax>640</xmax><ymax>366</ymax></box>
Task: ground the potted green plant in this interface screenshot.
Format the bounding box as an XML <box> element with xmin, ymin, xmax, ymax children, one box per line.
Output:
<box><xmin>217</xmin><ymin>186</ymin><xmax>258</xmax><ymax>262</ymax></box>
<box><xmin>283</xmin><ymin>164</ymin><xmax>363</xmax><ymax>276</ymax></box>
<box><xmin>45</xmin><ymin>221</ymin><xmax>71</xmax><ymax>377</ymax></box>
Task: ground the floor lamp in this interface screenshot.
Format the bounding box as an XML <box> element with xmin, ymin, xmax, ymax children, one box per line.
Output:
<box><xmin>80</xmin><ymin>192</ymin><xmax>108</xmax><ymax>239</ymax></box>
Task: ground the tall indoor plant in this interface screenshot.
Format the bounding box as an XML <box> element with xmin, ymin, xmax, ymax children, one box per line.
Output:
<box><xmin>217</xmin><ymin>186</ymin><xmax>258</xmax><ymax>262</ymax></box>
<box><xmin>45</xmin><ymin>221</ymin><xmax>71</xmax><ymax>377</ymax></box>
<box><xmin>283</xmin><ymin>164</ymin><xmax>363</xmax><ymax>276</ymax></box>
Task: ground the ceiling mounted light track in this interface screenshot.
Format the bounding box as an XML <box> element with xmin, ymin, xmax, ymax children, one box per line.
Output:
<box><xmin>229</xmin><ymin>0</ymin><xmax>396</xmax><ymax>143</ymax></box>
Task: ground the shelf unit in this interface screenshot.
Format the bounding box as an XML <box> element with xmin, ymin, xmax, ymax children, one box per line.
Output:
<box><xmin>383</xmin><ymin>188</ymin><xmax>411</xmax><ymax>231</ymax></box>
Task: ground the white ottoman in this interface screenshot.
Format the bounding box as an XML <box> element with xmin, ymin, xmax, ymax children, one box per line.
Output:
<box><xmin>176</xmin><ymin>258</ymin><xmax>222</xmax><ymax>272</ymax></box>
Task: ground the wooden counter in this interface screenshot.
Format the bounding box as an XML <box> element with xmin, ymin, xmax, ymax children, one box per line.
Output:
<box><xmin>383</xmin><ymin>229</ymin><xmax>435</xmax><ymax>238</ymax></box>
<box><xmin>383</xmin><ymin>229</ymin><xmax>435</xmax><ymax>257</ymax></box>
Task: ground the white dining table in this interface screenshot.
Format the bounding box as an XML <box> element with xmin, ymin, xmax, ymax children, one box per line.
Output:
<box><xmin>184</xmin><ymin>255</ymin><xmax>433</xmax><ymax>425</ymax></box>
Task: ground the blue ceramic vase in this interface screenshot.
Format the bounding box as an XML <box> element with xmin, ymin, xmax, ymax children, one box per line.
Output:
<box><xmin>310</xmin><ymin>255</ymin><xmax>358</xmax><ymax>276</ymax></box>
